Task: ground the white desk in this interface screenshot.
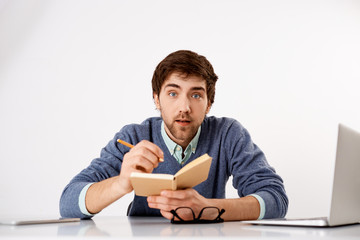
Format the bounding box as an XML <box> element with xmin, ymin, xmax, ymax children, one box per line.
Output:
<box><xmin>1</xmin><ymin>216</ymin><xmax>360</xmax><ymax>239</ymax></box>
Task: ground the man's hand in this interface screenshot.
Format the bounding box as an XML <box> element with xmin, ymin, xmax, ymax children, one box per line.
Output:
<box><xmin>85</xmin><ymin>140</ymin><xmax>163</xmax><ymax>215</ymax></box>
<box><xmin>147</xmin><ymin>188</ymin><xmax>210</xmax><ymax>220</ymax></box>
<box><xmin>118</xmin><ymin>140</ymin><xmax>164</xmax><ymax>194</ymax></box>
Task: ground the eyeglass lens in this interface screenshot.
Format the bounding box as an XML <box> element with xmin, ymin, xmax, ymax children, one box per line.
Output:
<box><xmin>173</xmin><ymin>207</ymin><xmax>194</xmax><ymax>221</ymax></box>
<box><xmin>199</xmin><ymin>207</ymin><xmax>221</xmax><ymax>220</ymax></box>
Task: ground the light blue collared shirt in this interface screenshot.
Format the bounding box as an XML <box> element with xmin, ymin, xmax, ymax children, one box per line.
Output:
<box><xmin>161</xmin><ymin>121</ymin><xmax>201</xmax><ymax>165</ymax></box>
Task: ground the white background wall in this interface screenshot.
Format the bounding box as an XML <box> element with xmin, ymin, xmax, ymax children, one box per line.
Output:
<box><xmin>0</xmin><ymin>0</ymin><xmax>359</xmax><ymax>219</ymax></box>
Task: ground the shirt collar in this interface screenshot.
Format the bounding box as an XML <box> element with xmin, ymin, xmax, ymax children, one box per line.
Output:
<box><xmin>161</xmin><ymin>121</ymin><xmax>201</xmax><ymax>156</ymax></box>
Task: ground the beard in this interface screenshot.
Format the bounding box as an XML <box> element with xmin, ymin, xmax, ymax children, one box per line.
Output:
<box><xmin>162</xmin><ymin>112</ymin><xmax>204</xmax><ymax>144</ymax></box>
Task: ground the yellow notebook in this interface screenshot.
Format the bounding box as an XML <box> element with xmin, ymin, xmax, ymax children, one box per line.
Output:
<box><xmin>130</xmin><ymin>153</ymin><xmax>212</xmax><ymax>196</ymax></box>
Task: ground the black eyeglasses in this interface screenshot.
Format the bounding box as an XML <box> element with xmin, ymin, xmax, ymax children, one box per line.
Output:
<box><xmin>170</xmin><ymin>207</ymin><xmax>225</xmax><ymax>224</ymax></box>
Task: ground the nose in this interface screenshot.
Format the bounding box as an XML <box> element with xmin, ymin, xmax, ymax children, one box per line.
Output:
<box><xmin>178</xmin><ymin>95</ymin><xmax>191</xmax><ymax>114</ymax></box>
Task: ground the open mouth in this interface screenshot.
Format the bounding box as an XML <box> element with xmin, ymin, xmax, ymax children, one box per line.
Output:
<box><xmin>175</xmin><ymin>120</ymin><xmax>191</xmax><ymax>126</ymax></box>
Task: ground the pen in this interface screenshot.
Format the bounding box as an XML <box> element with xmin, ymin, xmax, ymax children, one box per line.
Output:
<box><xmin>117</xmin><ymin>139</ymin><xmax>164</xmax><ymax>162</ymax></box>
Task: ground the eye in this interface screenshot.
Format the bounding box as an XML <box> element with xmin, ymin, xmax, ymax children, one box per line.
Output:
<box><xmin>192</xmin><ymin>93</ymin><xmax>201</xmax><ymax>99</ymax></box>
<box><xmin>169</xmin><ymin>92</ymin><xmax>177</xmax><ymax>97</ymax></box>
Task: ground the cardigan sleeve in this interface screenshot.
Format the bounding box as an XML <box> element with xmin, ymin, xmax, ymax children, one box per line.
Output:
<box><xmin>226</xmin><ymin>121</ymin><xmax>288</xmax><ymax>219</ymax></box>
<box><xmin>59</xmin><ymin>131</ymin><xmax>130</xmax><ymax>219</ymax></box>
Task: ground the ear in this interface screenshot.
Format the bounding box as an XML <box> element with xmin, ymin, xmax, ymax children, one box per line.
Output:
<box><xmin>205</xmin><ymin>101</ymin><xmax>212</xmax><ymax>114</ymax></box>
<box><xmin>153</xmin><ymin>93</ymin><xmax>161</xmax><ymax>110</ymax></box>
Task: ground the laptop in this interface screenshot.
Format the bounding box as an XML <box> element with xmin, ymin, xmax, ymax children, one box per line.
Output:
<box><xmin>242</xmin><ymin>123</ymin><xmax>360</xmax><ymax>227</ymax></box>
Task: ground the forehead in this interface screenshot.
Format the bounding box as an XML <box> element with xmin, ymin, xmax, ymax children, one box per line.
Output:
<box><xmin>162</xmin><ymin>72</ymin><xmax>206</xmax><ymax>90</ymax></box>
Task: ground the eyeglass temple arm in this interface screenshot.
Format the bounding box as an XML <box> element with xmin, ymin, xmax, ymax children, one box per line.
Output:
<box><xmin>170</xmin><ymin>209</ymin><xmax>196</xmax><ymax>222</ymax></box>
<box><xmin>170</xmin><ymin>210</ymin><xmax>183</xmax><ymax>221</ymax></box>
<box><xmin>216</xmin><ymin>209</ymin><xmax>226</xmax><ymax>220</ymax></box>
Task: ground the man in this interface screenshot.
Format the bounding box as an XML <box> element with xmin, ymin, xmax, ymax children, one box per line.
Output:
<box><xmin>60</xmin><ymin>50</ymin><xmax>288</xmax><ymax>221</ymax></box>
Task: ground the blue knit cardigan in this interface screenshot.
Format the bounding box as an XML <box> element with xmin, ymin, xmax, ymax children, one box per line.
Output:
<box><xmin>60</xmin><ymin>116</ymin><xmax>288</xmax><ymax>219</ymax></box>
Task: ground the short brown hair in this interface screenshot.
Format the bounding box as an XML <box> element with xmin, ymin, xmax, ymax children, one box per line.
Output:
<box><xmin>152</xmin><ymin>50</ymin><xmax>218</xmax><ymax>105</ymax></box>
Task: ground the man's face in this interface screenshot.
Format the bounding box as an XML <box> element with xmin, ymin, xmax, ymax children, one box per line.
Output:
<box><xmin>154</xmin><ymin>72</ymin><xmax>211</xmax><ymax>148</ymax></box>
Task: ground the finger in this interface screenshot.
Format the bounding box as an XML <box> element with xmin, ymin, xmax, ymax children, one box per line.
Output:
<box><xmin>132</xmin><ymin>147</ymin><xmax>160</xmax><ymax>169</ymax></box>
<box><xmin>160</xmin><ymin>210</ymin><xmax>173</xmax><ymax>220</ymax></box>
<box><xmin>125</xmin><ymin>145</ymin><xmax>161</xmax><ymax>172</ymax></box>
<box><xmin>147</xmin><ymin>196</ymin><xmax>185</xmax><ymax>210</ymax></box>
<box><xmin>160</xmin><ymin>189</ymin><xmax>193</xmax><ymax>199</ymax></box>
<box><xmin>136</xmin><ymin>140</ymin><xmax>164</xmax><ymax>161</ymax></box>
<box><xmin>148</xmin><ymin>201</ymin><xmax>178</xmax><ymax>212</ymax></box>
<box><xmin>133</xmin><ymin>156</ymin><xmax>157</xmax><ymax>173</ymax></box>
<box><xmin>123</xmin><ymin>151</ymin><xmax>155</xmax><ymax>172</ymax></box>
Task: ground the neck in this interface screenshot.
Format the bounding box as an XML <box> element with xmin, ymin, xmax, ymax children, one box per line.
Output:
<box><xmin>165</xmin><ymin>129</ymin><xmax>192</xmax><ymax>150</ymax></box>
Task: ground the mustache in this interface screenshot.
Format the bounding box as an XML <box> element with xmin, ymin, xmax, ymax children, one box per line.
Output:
<box><xmin>175</xmin><ymin>113</ymin><xmax>192</xmax><ymax>121</ymax></box>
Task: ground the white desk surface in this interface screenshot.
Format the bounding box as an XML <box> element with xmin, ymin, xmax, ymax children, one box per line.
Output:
<box><xmin>1</xmin><ymin>216</ymin><xmax>360</xmax><ymax>239</ymax></box>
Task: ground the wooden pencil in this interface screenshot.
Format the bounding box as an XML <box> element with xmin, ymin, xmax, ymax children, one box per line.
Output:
<box><xmin>117</xmin><ymin>139</ymin><xmax>134</xmax><ymax>149</ymax></box>
<box><xmin>117</xmin><ymin>139</ymin><xmax>164</xmax><ymax>162</ymax></box>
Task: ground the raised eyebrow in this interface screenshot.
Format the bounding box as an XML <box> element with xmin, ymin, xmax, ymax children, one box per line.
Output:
<box><xmin>191</xmin><ymin>87</ymin><xmax>206</xmax><ymax>92</ymax></box>
<box><xmin>164</xmin><ymin>84</ymin><xmax>206</xmax><ymax>92</ymax></box>
<box><xmin>164</xmin><ymin>83</ymin><xmax>181</xmax><ymax>89</ymax></box>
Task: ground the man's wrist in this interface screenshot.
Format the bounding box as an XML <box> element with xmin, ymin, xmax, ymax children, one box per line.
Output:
<box><xmin>206</xmin><ymin>196</ymin><xmax>261</xmax><ymax>221</ymax></box>
<box><xmin>79</xmin><ymin>183</ymin><xmax>95</xmax><ymax>216</ymax></box>
<box><xmin>111</xmin><ymin>175</ymin><xmax>132</xmax><ymax>197</ymax></box>
<box><xmin>249</xmin><ymin>194</ymin><xmax>266</xmax><ymax>220</ymax></box>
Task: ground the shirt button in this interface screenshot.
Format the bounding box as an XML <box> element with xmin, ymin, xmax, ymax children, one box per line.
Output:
<box><xmin>176</xmin><ymin>147</ymin><xmax>181</xmax><ymax>151</ymax></box>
